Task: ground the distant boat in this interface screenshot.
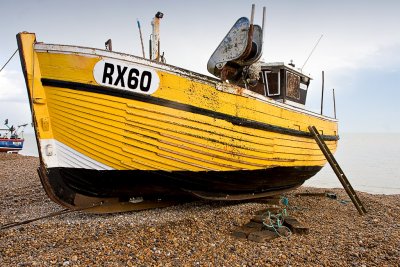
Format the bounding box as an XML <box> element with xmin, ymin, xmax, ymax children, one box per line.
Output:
<box><xmin>17</xmin><ymin>6</ymin><xmax>338</xmax><ymax>212</ymax></box>
<box><xmin>0</xmin><ymin>120</ymin><xmax>27</xmax><ymax>153</ymax></box>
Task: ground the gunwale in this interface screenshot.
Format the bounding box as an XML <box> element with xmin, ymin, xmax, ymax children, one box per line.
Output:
<box><xmin>34</xmin><ymin>43</ymin><xmax>338</xmax><ymax>123</ymax></box>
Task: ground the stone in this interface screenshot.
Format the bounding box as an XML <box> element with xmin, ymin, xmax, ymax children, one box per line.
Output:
<box><xmin>251</xmin><ymin>215</ymin><xmax>265</xmax><ymax>223</ymax></box>
<box><xmin>2</xmin><ymin>153</ymin><xmax>400</xmax><ymax>266</ymax></box>
<box><xmin>231</xmin><ymin>230</ymin><xmax>247</xmax><ymax>240</ymax></box>
<box><xmin>294</xmin><ymin>192</ymin><xmax>327</xmax><ymax>197</ymax></box>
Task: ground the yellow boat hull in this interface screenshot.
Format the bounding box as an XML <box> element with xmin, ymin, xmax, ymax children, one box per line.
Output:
<box><xmin>17</xmin><ymin>32</ymin><xmax>338</xmax><ymax>211</ymax></box>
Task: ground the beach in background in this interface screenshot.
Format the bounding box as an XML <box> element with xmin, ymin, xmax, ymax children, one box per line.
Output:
<box><xmin>19</xmin><ymin>132</ymin><xmax>400</xmax><ymax>195</ymax></box>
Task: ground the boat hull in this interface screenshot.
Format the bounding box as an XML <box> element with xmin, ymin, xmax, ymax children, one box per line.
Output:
<box><xmin>40</xmin><ymin>165</ymin><xmax>321</xmax><ymax>204</ymax></box>
<box><xmin>0</xmin><ymin>138</ymin><xmax>24</xmax><ymax>153</ymax></box>
<box><xmin>17</xmin><ymin>32</ymin><xmax>338</xmax><ymax>212</ymax></box>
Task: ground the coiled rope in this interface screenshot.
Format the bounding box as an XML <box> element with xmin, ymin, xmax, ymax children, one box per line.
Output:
<box><xmin>0</xmin><ymin>48</ymin><xmax>18</xmax><ymax>73</ymax></box>
<box><xmin>262</xmin><ymin>196</ymin><xmax>292</xmax><ymax>238</ymax></box>
<box><xmin>262</xmin><ymin>209</ymin><xmax>292</xmax><ymax>238</ymax></box>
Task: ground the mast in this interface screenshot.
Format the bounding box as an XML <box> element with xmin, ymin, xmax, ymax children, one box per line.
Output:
<box><xmin>151</xmin><ymin>11</ymin><xmax>164</xmax><ymax>61</ymax></box>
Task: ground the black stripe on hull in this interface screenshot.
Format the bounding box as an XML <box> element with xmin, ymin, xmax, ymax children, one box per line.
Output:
<box><xmin>41</xmin><ymin>78</ymin><xmax>338</xmax><ymax>141</ymax></box>
<box><xmin>41</xmin><ymin>166</ymin><xmax>322</xmax><ymax>206</ymax></box>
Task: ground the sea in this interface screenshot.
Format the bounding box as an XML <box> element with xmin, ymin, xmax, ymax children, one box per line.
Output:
<box><xmin>19</xmin><ymin>133</ymin><xmax>400</xmax><ymax>195</ymax></box>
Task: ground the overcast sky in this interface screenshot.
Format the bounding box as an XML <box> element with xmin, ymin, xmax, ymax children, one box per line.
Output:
<box><xmin>1</xmin><ymin>0</ymin><xmax>400</xmax><ymax>133</ymax></box>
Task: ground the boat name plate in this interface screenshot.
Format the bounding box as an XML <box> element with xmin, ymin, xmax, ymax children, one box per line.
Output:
<box><xmin>93</xmin><ymin>59</ymin><xmax>160</xmax><ymax>95</ymax></box>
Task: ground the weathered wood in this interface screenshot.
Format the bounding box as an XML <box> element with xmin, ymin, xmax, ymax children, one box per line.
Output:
<box><xmin>232</xmin><ymin>225</ymin><xmax>261</xmax><ymax>239</ymax></box>
<box><xmin>231</xmin><ymin>230</ymin><xmax>248</xmax><ymax>240</ymax></box>
<box><xmin>309</xmin><ymin>125</ymin><xmax>367</xmax><ymax>215</ymax></box>
<box><xmin>283</xmin><ymin>216</ymin><xmax>309</xmax><ymax>235</ymax></box>
<box><xmin>248</xmin><ymin>230</ymin><xmax>277</xmax><ymax>243</ymax></box>
<box><xmin>244</xmin><ymin>221</ymin><xmax>263</xmax><ymax>230</ymax></box>
<box><xmin>251</xmin><ymin>214</ymin><xmax>265</xmax><ymax>223</ymax></box>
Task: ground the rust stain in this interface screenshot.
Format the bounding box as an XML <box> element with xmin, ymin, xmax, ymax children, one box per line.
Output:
<box><xmin>236</xmin><ymin>87</ymin><xmax>244</xmax><ymax>95</ymax></box>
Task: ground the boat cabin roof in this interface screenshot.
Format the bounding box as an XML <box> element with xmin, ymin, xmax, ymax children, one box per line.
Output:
<box><xmin>261</xmin><ymin>62</ymin><xmax>312</xmax><ymax>80</ymax></box>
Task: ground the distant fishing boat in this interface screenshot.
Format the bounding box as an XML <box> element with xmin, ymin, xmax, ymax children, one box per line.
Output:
<box><xmin>0</xmin><ymin>120</ymin><xmax>27</xmax><ymax>153</ymax></box>
<box><xmin>17</xmin><ymin>6</ymin><xmax>338</xmax><ymax>212</ymax></box>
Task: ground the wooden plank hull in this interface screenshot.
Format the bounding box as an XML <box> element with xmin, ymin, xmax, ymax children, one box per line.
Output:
<box><xmin>17</xmin><ymin>33</ymin><xmax>338</xmax><ymax>212</ymax></box>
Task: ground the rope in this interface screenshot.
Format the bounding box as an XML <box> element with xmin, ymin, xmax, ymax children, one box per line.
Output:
<box><xmin>0</xmin><ymin>49</ymin><xmax>18</xmax><ymax>73</ymax></box>
<box><xmin>262</xmin><ymin>196</ymin><xmax>292</xmax><ymax>238</ymax></box>
<box><xmin>281</xmin><ymin>196</ymin><xmax>289</xmax><ymax>206</ymax></box>
<box><xmin>0</xmin><ymin>202</ymin><xmax>104</xmax><ymax>231</ymax></box>
<box><xmin>262</xmin><ymin>209</ymin><xmax>292</xmax><ymax>238</ymax></box>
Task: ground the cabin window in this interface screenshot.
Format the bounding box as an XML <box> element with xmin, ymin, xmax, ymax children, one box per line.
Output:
<box><xmin>286</xmin><ymin>72</ymin><xmax>300</xmax><ymax>100</ymax></box>
<box><xmin>246</xmin><ymin>73</ymin><xmax>266</xmax><ymax>95</ymax></box>
<box><xmin>263</xmin><ymin>70</ymin><xmax>280</xmax><ymax>96</ymax></box>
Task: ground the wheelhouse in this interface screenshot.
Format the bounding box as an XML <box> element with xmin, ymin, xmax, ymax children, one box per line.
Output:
<box><xmin>248</xmin><ymin>62</ymin><xmax>311</xmax><ymax>107</ymax></box>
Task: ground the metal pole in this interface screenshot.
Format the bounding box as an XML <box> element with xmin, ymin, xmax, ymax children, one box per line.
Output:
<box><xmin>137</xmin><ymin>20</ymin><xmax>146</xmax><ymax>58</ymax></box>
<box><xmin>250</xmin><ymin>4</ymin><xmax>255</xmax><ymax>25</ymax></box>
<box><xmin>321</xmin><ymin>71</ymin><xmax>324</xmax><ymax>115</ymax></box>
<box><xmin>333</xmin><ymin>88</ymin><xmax>337</xmax><ymax>119</ymax></box>
<box><xmin>151</xmin><ymin>12</ymin><xmax>164</xmax><ymax>61</ymax></box>
<box><xmin>149</xmin><ymin>35</ymin><xmax>152</xmax><ymax>60</ymax></box>
<box><xmin>261</xmin><ymin>7</ymin><xmax>266</xmax><ymax>40</ymax></box>
<box><xmin>157</xmin><ymin>40</ymin><xmax>160</xmax><ymax>61</ymax></box>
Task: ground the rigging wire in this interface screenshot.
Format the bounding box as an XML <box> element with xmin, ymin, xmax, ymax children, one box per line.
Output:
<box><xmin>0</xmin><ymin>201</ymin><xmax>104</xmax><ymax>231</ymax></box>
<box><xmin>0</xmin><ymin>48</ymin><xmax>18</xmax><ymax>73</ymax></box>
<box><xmin>301</xmin><ymin>34</ymin><xmax>323</xmax><ymax>71</ymax></box>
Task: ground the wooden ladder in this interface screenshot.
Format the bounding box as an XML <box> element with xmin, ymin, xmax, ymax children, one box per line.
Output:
<box><xmin>308</xmin><ymin>126</ymin><xmax>367</xmax><ymax>215</ymax></box>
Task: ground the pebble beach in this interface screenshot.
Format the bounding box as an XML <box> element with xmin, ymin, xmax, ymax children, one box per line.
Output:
<box><xmin>1</xmin><ymin>153</ymin><xmax>399</xmax><ymax>266</ymax></box>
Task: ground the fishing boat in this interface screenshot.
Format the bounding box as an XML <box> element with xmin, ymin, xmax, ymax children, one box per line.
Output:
<box><xmin>0</xmin><ymin>120</ymin><xmax>27</xmax><ymax>153</ymax></box>
<box><xmin>16</xmin><ymin>6</ymin><xmax>338</xmax><ymax>212</ymax></box>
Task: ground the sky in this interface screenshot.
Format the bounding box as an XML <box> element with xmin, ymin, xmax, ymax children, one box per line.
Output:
<box><xmin>1</xmin><ymin>0</ymin><xmax>400</xmax><ymax>133</ymax></box>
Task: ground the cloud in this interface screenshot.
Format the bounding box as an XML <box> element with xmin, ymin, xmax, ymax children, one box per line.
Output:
<box><xmin>0</xmin><ymin>69</ymin><xmax>31</xmax><ymax>130</ymax></box>
<box><xmin>305</xmin><ymin>43</ymin><xmax>400</xmax><ymax>133</ymax></box>
<box><xmin>0</xmin><ymin>69</ymin><xmax>28</xmax><ymax>103</ymax></box>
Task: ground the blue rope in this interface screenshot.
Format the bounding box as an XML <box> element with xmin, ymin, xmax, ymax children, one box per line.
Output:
<box><xmin>262</xmin><ymin>209</ymin><xmax>292</xmax><ymax>238</ymax></box>
<box><xmin>281</xmin><ymin>196</ymin><xmax>289</xmax><ymax>206</ymax></box>
<box><xmin>262</xmin><ymin>196</ymin><xmax>292</xmax><ymax>238</ymax></box>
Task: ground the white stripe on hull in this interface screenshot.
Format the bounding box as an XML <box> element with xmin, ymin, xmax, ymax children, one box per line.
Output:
<box><xmin>40</xmin><ymin>139</ymin><xmax>113</xmax><ymax>170</ymax></box>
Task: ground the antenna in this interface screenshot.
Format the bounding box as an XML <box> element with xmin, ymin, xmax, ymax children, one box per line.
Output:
<box><xmin>137</xmin><ymin>19</ymin><xmax>146</xmax><ymax>58</ymax></box>
<box><xmin>321</xmin><ymin>70</ymin><xmax>324</xmax><ymax>115</ymax></box>
<box><xmin>301</xmin><ymin>34</ymin><xmax>323</xmax><ymax>71</ymax></box>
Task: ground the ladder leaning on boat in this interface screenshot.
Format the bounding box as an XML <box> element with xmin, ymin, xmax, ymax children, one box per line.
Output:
<box><xmin>309</xmin><ymin>126</ymin><xmax>366</xmax><ymax>215</ymax></box>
